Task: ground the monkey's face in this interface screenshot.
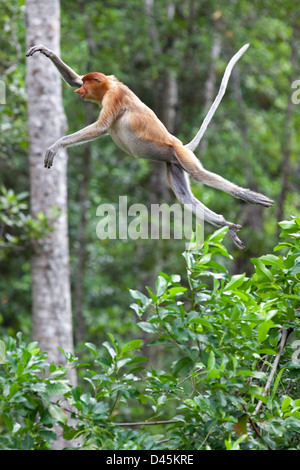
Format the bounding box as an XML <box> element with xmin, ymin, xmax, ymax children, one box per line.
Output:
<box><xmin>74</xmin><ymin>81</ymin><xmax>98</xmax><ymax>101</ymax></box>
<box><xmin>75</xmin><ymin>73</ymin><xmax>108</xmax><ymax>103</ymax></box>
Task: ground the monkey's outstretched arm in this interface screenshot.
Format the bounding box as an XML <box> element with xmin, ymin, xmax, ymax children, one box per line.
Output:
<box><xmin>44</xmin><ymin>121</ymin><xmax>109</xmax><ymax>168</ymax></box>
<box><xmin>26</xmin><ymin>44</ymin><xmax>83</xmax><ymax>87</ymax></box>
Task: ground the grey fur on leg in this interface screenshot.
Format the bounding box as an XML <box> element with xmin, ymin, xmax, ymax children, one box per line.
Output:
<box><xmin>166</xmin><ymin>163</ymin><xmax>245</xmax><ymax>249</ymax></box>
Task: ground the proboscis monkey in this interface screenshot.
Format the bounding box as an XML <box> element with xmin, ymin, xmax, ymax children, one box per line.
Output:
<box><xmin>26</xmin><ymin>44</ymin><xmax>273</xmax><ymax>249</ymax></box>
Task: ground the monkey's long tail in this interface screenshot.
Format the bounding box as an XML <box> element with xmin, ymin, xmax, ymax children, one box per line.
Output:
<box><xmin>166</xmin><ymin>163</ymin><xmax>245</xmax><ymax>249</ymax></box>
<box><xmin>185</xmin><ymin>44</ymin><xmax>250</xmax><ymax>153</ymax></box>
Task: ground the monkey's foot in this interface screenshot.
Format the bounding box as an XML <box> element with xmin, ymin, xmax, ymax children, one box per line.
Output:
<box><xmin>235</xmin><ymin>188</ymin><xmax>274</xmax><ymax>207</ymax></box>
<box><xmin>228</xmin><ymin>224</ymin><xmax>245</xmax><ymax>250</ymax></box>
<box><xmin>44</xmin><ymin>148</ymin><xmax>56</xmax><ymax>169</ymax></box>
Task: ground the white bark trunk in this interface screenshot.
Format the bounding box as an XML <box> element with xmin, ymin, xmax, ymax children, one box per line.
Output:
<box><xmin>25</xmin><ymin>0</ymin><xmax>75</xmax><ymax>376</ymax></box>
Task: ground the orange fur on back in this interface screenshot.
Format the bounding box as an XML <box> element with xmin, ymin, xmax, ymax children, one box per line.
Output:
<box><xmin>129</xmin><ymin>107</ymin><xmax>175</xmax><ymax>147</ymax></box>
<box><xmin>99</xmin><ymin>78</ymin><xmax>175</xmax><ymax>148</ymax></box>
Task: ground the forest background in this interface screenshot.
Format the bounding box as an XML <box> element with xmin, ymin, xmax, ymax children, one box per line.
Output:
<box><xmin>0</xmin><ymin>0</ymin><xmax>300</xmax><ymax>451</ymax></box>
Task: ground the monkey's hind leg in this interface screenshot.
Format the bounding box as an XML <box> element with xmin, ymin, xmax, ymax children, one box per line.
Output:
<box><xmin>173</xmin><ymin>143</ymin><xmax>274</xmax><ymax>208</ymax></box>
<box><xmin>166</xmin><ymin>163</ymin><xmax>245</xmax><ymax>249</ymax></box>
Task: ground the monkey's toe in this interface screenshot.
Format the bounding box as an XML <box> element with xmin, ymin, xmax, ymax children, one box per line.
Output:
<box><xmin>257</xmin><ymin>196</ymin><xmax>274</xmax><ymax>207</ymax></box>
<box><xmin>44</xmin><ymin>149</ymin><xmax>56</xmax><ymax>169</ymax></box>
<box><xmin>235</xmin><ymin>188</ymin><xmax>274</xmax><ymax>207</ymax></box>
<box><xmin>228</xmin><ymin>224</ymin><xmax>245</xmax><ymax>250</ymax></box>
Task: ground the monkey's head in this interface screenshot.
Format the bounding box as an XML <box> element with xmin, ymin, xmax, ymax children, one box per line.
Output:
<box><xmin>75</xmin><ymin>73</ymin><xmax>109</xmax><ymax>103</ymax></box>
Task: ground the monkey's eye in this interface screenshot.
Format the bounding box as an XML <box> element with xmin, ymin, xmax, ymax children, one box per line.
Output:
<box><xmin>94</xmin><ymin>78</ymin><xmax>100</xmax><ymax>82</ymax></box>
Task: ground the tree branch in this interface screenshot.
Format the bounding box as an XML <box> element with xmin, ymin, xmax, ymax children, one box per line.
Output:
<box><xmin>254</xmin><ymin>327</ymin><xmax>288</xmax><ymax>415</ymax></box>
<box><xmin>114</xmin><ymin>419</ymin><xmax>180</xmax><ymax>427</ymax></box>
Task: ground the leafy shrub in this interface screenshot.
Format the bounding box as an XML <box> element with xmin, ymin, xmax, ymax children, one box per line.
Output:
<box><xmin>0</xmin><ymin>185</ymin><xmax>52</xmax><ymax>260</ymax></box>
<box><xmin>0</xmin><ymin>218</ymin><xmax>300</xmax><ymax>449</ymax></box>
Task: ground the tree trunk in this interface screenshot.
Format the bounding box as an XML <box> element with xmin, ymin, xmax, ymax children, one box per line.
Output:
<box><xmin>25</xmin><ymin>0</ymin><xmax>75</xmax><ymax>378</ymax></box>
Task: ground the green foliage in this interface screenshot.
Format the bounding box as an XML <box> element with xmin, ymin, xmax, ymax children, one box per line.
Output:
<box><xmin>1</xmin><ymin>0</ymin><xmax>300</xmax><ymax>342</ymax></box>
<box><xmin>0</xmin><ymin>186</ymin><xmax>52</xmax><ymax>260</ymax></box>
<box><xmin>1</xmin><ymin>0</ymin><xmax>300</xmax><ymax>449</ymax></box>
<box><xmin>0</xmin><ymin>186</ymin><xmax>54</xmax><ymax>337</ymax></box>
<box><xmin>1</xmin><ymin>220</ymin><xmax>299</xmax><ymax>450</ymax></box>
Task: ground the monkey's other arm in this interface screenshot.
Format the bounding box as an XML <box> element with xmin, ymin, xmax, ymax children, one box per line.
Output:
<box><xmin>26</xmin><ymin>44</ymin><xmax>83</xmax><ymax>87</ymax></box>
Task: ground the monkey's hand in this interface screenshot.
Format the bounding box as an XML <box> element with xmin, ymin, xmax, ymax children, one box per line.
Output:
<box><xmin>44</xmin><ymin>145</ymin><xmax>57</xmax><ymax>169</ymax></box>
<box><xmin>26</xmin><ymin>44</ymin><xmax>54</xmax><ymax>59</ymax></box>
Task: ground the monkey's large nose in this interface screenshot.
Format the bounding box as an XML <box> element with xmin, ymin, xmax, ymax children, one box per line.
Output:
<box><xmin>74</xmin><ymin>88</ymin><xmax>81</xmax><ymax>94</ymax></box>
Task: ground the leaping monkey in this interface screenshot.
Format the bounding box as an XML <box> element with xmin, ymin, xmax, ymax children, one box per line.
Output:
<box><xmin>26</xmin><ymin>44</ymin><xmax>273</xmax><ymax>249</ymax></box>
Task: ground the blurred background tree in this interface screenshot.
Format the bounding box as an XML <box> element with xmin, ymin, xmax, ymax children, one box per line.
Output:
<box><xmin>0</xmin><ymin>0</ymin><xmax>299</xmax><ymax>357</ymax></box>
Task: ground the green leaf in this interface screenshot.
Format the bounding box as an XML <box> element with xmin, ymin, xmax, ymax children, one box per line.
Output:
<box><xmin>237</xmin><ymin>370</ymin><xmax>265</xmax><ymax>379</ymax></box>
<box><xmin>85</xmin><ymin>342</ymin><xmax>98</xmax><ymax>358</ymax></box>
<box><xmin>137</xmin><ymin>321</ymin><xmax>157</xmax><ymax>333</ymax></box>
<box><xmin>120</xmin><ymin>339</ymin><xmax>143</xmax><ymax>355</ymax></box>
<box><xmin>8</xmin><ymin>382</ymin><xmax>19</xmax><ymax>398</ymax></box>
<box><xmin>274</xmin><ymin>242</ymin><xmax>293</xmax><ymax>251</ymax></box>
<box><xmin>259</xmin><ymin>254</ymin><xmax>284</xmax><ymax>269</ymax></box>
<box><xmin>207</xmin><ymin>226</ymin><xmax>228</xmax><ymax>243</ymax></box>
<box><xmin>103</xmin><ymin>341</ymin><xmax>117</xmax><ymax>359</ymax></box>
<box><xmin>224</xmin><ymin>273</ymin><xmax>246</xmax><ymax>291</ymax></box>
<box><xmin>46</xmin><ymin>381</ymin><xmax>70</xmax><ymax>396</ymax></box>
<box><xmin>128</xmin><ymin>356</ymin><xmax>149</xmax><ymax>365</ymax></box>
<box><xmin>279</xmin><ymin>219</ymin><xmax>297</xmax><ymax>230</ymax></box>
<box><xmin>116</xmin><ymin>358</ymin><xmax>132</xmax><ymax>369</ymax></box>
<box><xmin>207</xmin><ymin>368</ymin><xmax>220</xmax><ymax>379</ymax></box>
<box><xmin>27</xmin><ymin>341</ymin><xmax>39</xmax><ymax>354</ymax></box>
<box><xmin>107</xmin><ymin>333</ymin><xmax>120</xmax><ymax>354</ymax></box>
<box><xmin>130</xmin><ymin>302</ymin><xmax>142</xmax><ymax>318</ymax></box>
<box><xmin>251</xmin><ymin>258</ymin><xmax>274</xmax><ymax>281</ymax></box>
<box><xmin>257</xmin><ymin>348</ymin><xmax>277</xmax><ymax>355</ymax></box>
<box><xmin>184</xmin><ymin>398</ymin><xmax>198</xmax><ymax>409</ymax></box>
<box><xmin>3</xmin><ymin>415</ymin><xmax>13</xmax><ymax>432</ymax></box>
<box><xmin>49</xmin><ymin>404</ymin><xmax>68</xmax><ymax>424</ymax></box>
<box><xmin>129</xmin><ymin>289</ymin><xmax>152</xmax><ymax>307</ymax></box>
<box><xmin>207</xmin><ymin>351</ymin><xmax>215</xmax><ymax>370</ymax></box>
<box><xmin>39</xmin><ymin>430</ymin><xmax>57</xmax><ymax>444</ymax></box>
<box><xmin>188</xmin><ymin>317</ymin><xmax>214</xmax><ymax>331</ymax></box>
<box><xmin>0</xmin><ymin>340</ymin><xmax>6</xmax><ymax>364</ymax></box>
<box><xmin>290</xmin><ymin>261</ymin><xmax>300</xmax><ymax>275</ymax></box>
<box><xmin>72</xmin><ymin>386</ymin><xmax>82</xmax><ymax>402</ymax></box>
<box><xmin>271</xmin><ymin>367</ymin><xmax>286</xmax><ymax>399</ymax></box>
<box><xmin>155</xmin><ymin>275</ymin><xmax>168</xmax><ymax>297</ymax></box>
<box><xmin>172</xmin><ymin>356</ymin><xmax>194</xmax><ymax>377</ymax></box>
<box><xmin>254</xmin><ymin>394</ymin><xmax>268</xmax><ymax>405</ymax></box>
<box><xmin>167</xmin><ymin>286</ymin><xmax>188</xmax><ymax>297</ymax></box>
<box><xmin>257</xmin><ymin>320</ymin><xmax>274</xmax><ymax>342</ymax></box>
<box><xmin>281</xmin><ymin>396</ymin><xmax>291</xmax><ymax>413</ymax></box>
<box><xmin>21</xmin><ymin>436</ymin><xmax>33</xmax><ymax>450</ymax></box>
